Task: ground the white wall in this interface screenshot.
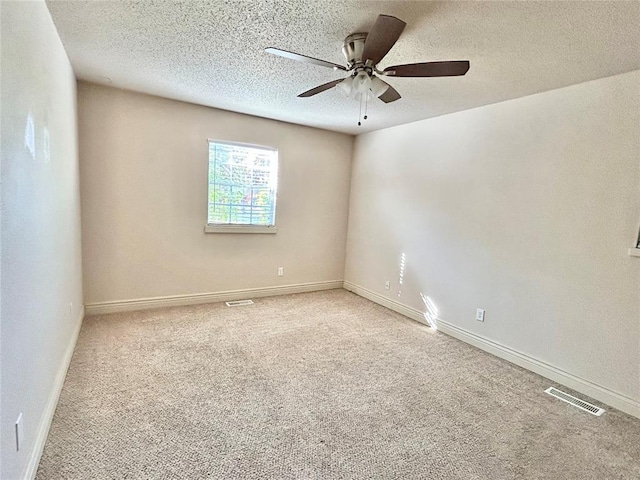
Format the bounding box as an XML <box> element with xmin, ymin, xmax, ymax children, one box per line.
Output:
<box><xmin>346</xmin><ymin>71</ymin><xmax>640</xmax><ymax>409</ymax></box>
<box><xmin>78</xmin><ymin>83</ymin><xmax>353</xmax><ymax>306</ymax></box>
<box><xmin>0</xmin><ymin>1</ymin><xmax>84</xmax><ymax>478</ymax></box>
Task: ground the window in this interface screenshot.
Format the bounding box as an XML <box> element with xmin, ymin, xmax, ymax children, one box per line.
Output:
<box><xmin>206</xmin><ymin>140</ymin><xmax>278</xmax><ymax>233</ymax></box>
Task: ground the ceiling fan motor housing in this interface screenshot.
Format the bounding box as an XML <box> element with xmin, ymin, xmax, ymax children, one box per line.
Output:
<box><xmin>342</xmin><ymin>33</ymin><xmax>368</xmax><ymax>68</ymax></box>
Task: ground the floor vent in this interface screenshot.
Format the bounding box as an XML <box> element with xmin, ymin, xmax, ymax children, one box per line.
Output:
<box><xmin>225</xmin><ymin>299</ymin><xmax>254</xmax><ymax>307</ymax></box>
<box><xmin>545</xmin><ymin>387</ymin><xmax>605</xmax><ymax>416</ymax></box>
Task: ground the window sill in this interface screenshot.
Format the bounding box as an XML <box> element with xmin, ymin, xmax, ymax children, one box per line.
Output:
<box><xmin>629</xmin><ymin>248</ymin><xmax>640</xmax><ymax>258</ymax></box>
<box><xmin>204</xmin><ymin>224</ymin><xmax>277</xmax><ymax>234</ymax></box>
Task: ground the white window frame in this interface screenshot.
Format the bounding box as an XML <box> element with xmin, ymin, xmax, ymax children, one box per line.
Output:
<box><xmin>205</xmin><ymin>139</ymin><xmax>278</xmax><ymax>234</ymax></box>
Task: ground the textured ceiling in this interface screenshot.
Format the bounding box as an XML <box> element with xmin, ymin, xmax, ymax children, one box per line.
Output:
<box><xmin>46</xmin><ymin>0</ymin><xmax>640</xmax><ymax>135</ymax></box>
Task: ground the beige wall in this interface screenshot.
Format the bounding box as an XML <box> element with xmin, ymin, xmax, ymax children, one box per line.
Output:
<box><xmin>1</xmin><ymin>1</ymin><xmax>84</xmax><ymax>478</ymax></box>
<box><xmin>78</xmin><ymin>83</ymin><xmax>353</xmax><ymax>305</ymax></box>
<box><xmin>346</xmin><ymin>71</ymin><xmax>640</xmax><ymax>404</ymax></box>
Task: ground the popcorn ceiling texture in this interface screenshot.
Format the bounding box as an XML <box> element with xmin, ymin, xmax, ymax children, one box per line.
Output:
<box><xmin>37</xmin><ymin>290</ymin><xmax>640</xmax><ymax>479</ymax></box>
<box><xmin>45</xmin><ymin>0</ymin><xmax>640</xmax><ymax>134</ymax></box>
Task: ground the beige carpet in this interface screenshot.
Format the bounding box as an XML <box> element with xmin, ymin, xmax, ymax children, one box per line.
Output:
<box><xmin>37</xmin><ymin>289</ymin><xmax>640</xmax><ymax>479</ymax></box>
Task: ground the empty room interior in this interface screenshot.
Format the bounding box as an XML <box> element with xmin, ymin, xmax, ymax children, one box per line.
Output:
<box><xmin>2</xmin><ymin>0</ymin><xmax>640</xmax><ymax>479</ymax></box>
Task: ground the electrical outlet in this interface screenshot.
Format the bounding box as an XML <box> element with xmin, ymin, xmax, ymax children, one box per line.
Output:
<box><xmin>384</xmin><ymin>281</ymin><xmax>390</xmax><ymax>290</ymax></box>
<box><xmin>476</xmin><ymin>308</ymin><xmax>485</xmax><ymax>322</ymax></box>
<box><xmin>15</xmin><ymin>413</ymin><xmax>23</xmax><ymax>451</ymax></box>
<box><xmin>277</xmin><ymin>267</ymin><xmax>284</xmax><ymax>276</ymax></box>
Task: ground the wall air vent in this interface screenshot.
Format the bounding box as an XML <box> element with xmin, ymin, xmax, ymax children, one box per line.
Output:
<box><xmin>225</xmin><ymin>299</ymin><xmax>254</xmax><ymax>307</ymax></box>
<box><xmin>545</xmin><ymin>387</ymin><xmax>605</xmax><ymax>416</ymax></box>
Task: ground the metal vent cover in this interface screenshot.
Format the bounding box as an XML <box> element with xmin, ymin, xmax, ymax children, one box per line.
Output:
<box><xmin>545</xmin><ymin>387</ymin><xmax>605</xmax><ymax>416</ymax></box>
<box><xmin>225</xmin><ymin>299</ymin><xmax>254</xmax><ymax>307</ymax></box>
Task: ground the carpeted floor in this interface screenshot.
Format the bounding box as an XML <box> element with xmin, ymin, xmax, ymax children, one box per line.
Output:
<box><xmin>37</xmin><ymin>289</ymin><xmax>640</xmax><ymax>479</ymax></box>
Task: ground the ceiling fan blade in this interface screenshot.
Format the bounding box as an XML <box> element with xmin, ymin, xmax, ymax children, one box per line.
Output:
<box><xmin>265</xmin><ymin>48</ymin><xmax>347</xmax><ymax>71</ymax></box>
<box><xmin>362</xmin><ymin>15</ymin><xmax>406</xmax><ymax>66</ymax></box>
<box><xmin>384</xmin><ymin>60</ymin><xmax>470</xmax><ymax>77</ymax></box>
<box><xmin>298</xmin><ymin>79</ymin><xmax>345</xmax><ymax>98</ymax></box>
<box><xmin>378</xmin><ymin>81</ymin><xmax>401</xmax><ymax>103</ymax></box>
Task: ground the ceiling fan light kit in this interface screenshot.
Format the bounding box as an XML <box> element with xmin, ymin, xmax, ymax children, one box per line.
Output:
<box><xmin>340</xmin><ymin>71</ymin><xmax>387</xmax><ymax>100</ymax></box>
<box><xmin>336</xmin><ymin>75</ymin><xmax>354</xmax><ymax>96</ymax></box>
<box><xmin>370</xmin><ymin>76</ymin><xmax>390</xmax><ymax>98</ymax></box>
<box><xmin>266</xmin><ymin>14</ymin><xmax>470</xmax><ymax>125</ymax></box>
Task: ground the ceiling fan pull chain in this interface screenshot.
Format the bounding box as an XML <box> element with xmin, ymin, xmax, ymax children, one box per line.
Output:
<box><xmin>358</xmin><ymin>94</ymin><xmax>363</xmax><ymax>126</ymax></box>
<box><xmin>364</xmin><ymin>96</ymin><xmax>369</xmax><ymax>120</ymax></box>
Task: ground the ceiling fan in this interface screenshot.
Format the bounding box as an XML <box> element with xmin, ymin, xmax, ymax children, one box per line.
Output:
<box><xmin>266</xmin><ymin>14</ymin><xmax>470</xmax><ymax>108</ymax></box>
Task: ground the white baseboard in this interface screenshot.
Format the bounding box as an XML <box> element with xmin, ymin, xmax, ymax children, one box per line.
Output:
<box><xmin>85</xmin><ymin>280</ymin><xmax>344</xmax><ymax>315</ymax></box>
<box><xmin>22</xmin><ymin>306</ymin><xmax>84</xmax><ymax>480</ymax></box>
<box><xmin>343</xmin><ymin>281</ymin><xmax>640</xmax><ymax>419</ymax></box>
<box><xmin>343</xmin><ymin>281</ymin><xmax>428</xmax><ymax>325</ymax></box>
<box><xmin>435</xmin><ymin>319</ymin><xmax>640</xmax><ymax>418</ymax></box>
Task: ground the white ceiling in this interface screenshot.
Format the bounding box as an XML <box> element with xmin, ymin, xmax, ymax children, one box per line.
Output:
<box><xmin>46</xmin><ymin>0</ymin><xmax>640</xmax><ymax>135</ymax></box>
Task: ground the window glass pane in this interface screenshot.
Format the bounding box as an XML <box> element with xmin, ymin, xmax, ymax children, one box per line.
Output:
<box><xmin>212</xmin><ymin>163</ymin><xmax>232</xmax><ymax>184</ymax></box>
<box><xmin>207</xmin><ymin>141</ymin><xmax>278</xmax><ymax>226</ymax></box>
<box><xmin>209</xmin><ymin>205</ymin><xmax>230</xmax><ymax>224</ymax></box>
<box><xmin>240</xmin><ymin>187</ymin><xmax>252</xmax><ymax>206</ymax></box>
<box><xmin>209</xmin><ymin>184</ymin><xmax>231</xmax><ymax>204</ymax></box>
<box><xmin>252</xmin><ymin>188</ymin><xmax>271</xmax><ymax>206</ymax></box>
